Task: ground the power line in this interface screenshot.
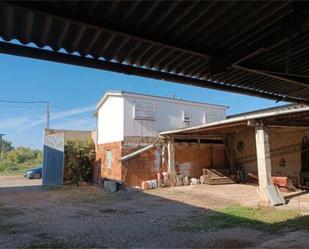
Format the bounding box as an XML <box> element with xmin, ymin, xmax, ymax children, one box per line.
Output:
<box><xmin>0</xmin><ymin>103</ymin><xmax>46</xmax><ymax>109</ymax></box>
<box><xmin>0</xmin><ymin>99</ymin><xmax>50</xmax><ymax>128</ymax></box>
<box><xmin>0</xmin><ymin>98</ymin><xmax>94</xmax><ymax>128</ymax></box>
<box><xmin>0</xmin><ymin>99</ymin><xmax>48</xmax><ymax>104</ymax></box>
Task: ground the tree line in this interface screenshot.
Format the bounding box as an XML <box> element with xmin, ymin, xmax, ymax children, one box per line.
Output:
<box><xmin>0</xmin><ymin>139</ymin><xmax>43</xmax><ymax>174</ymax></box>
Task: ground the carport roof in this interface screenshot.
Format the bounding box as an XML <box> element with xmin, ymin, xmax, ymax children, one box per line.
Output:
<box><xmin>160</xmin><ymin>104</ymin><xmax>309</xmax><ymax>136</ymax></box>
<box><xmin>1</xmin><ymin>1</ymin><xmax>309</xmax><ymax>103</ymax></box>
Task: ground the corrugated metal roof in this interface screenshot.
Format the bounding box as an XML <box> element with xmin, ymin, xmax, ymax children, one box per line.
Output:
<box><xmin>1</xmin><ymin>1</ymin><xmax>309</xmax><ymax>103</ymax></box>
<box><xmin>227</xmin><ymin>104</ymin><xmax>304</xmax><ymax>118</ymax></box>
<box><xmin>160</xmin><ymin>104</ymin><xmax>309</xmax><ymax>135</ymax></box>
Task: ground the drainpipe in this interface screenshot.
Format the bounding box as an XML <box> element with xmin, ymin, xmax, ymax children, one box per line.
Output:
<box><xmin>120</xmin><ymin>137</ymin><xmax>161</xmax><ymax>162</ymax></box>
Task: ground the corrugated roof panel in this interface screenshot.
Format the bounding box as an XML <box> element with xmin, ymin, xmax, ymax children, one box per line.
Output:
<box><xmin>0</xmin><ymin>1</ymin><xmax>309</xmax><ymax>103</ymax></box>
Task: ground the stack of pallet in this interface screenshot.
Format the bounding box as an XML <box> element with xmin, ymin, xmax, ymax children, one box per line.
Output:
<box><xmin>203</xmin><ymin>169</ymin><xmax>235</xmax><ymax>185</ymax></box>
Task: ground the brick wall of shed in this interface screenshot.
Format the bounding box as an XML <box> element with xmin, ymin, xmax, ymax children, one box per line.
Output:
<box><xmin>122</xmin><ymin>142</ymin><xmax>227</xmax><ymax>188</ymax></box>
<box><xmin>96</xmin><ymin>141</ymin><xmax>123</xmax><ymax>182</ymax></box>
<box><xmin>122</xmin><ymin>147</ymin><xmax>162</xmax><ymax>187</ymax></box>
<box><xmin>231</xmin><ymin>127</ymin><xmax>309</xmax><ymax>181</ymax></box>
<box><xmin>229</xmin><ymin>128</ymin><xmax>257</xmax><ymax>175</ymax></box>
<box><xmin>270</xmin><ymin>128</ymin><xmax>309</xmax><ymax>178</ymax></box>
<box><xmin>96</xmin><ymin>139</ymin><xmax>227</xmax><ymax>188</ymax></box>
<box><xmin>175</xmin><ymin>143</ymin><xmax>226</xmax><ymax>178</ymax></box>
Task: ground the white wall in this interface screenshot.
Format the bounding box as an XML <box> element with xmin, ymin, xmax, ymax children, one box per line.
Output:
<box><xmin>97</xmin><ymin>96</ymin><xmax>124</xmax><ymax>144</ymax></box>
<box><xmin>123</xmin><ymin>94</ymin><xmax>227</xmax><ymax>137</ymax></box>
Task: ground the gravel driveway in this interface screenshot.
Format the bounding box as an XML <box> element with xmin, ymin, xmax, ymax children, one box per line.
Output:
<box><xmin>0</xmin><ymin>181</ymin><xmax>308</xmax><ymax>248</ymax></box>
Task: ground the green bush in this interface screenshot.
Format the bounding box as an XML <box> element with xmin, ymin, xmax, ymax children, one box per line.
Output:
<box><xmin>7</xmin><ymin>147</ymin><xmax>35</xmax><ymax>163</ymax></box>
<box><xmin>0</xmin><ymin>160</ymin><xmax>16</xmax><ymax>172</ymax></box>
<box><xmin>64</xmin><ymin>139</ymin><xmax>95</xmax><ymax>185</ymax></box>
<box><xmin>33</xmin><ymin>149</ymin><xmax>43</xmax><ymax>161</ymax></box>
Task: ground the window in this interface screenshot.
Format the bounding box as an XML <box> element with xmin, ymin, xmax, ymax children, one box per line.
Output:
<box><xmin>205</xmin><ymin>113</ymin><xmax>218</xmax><ymax>123</ymax></box>
<box><xmin>133</xmin><ymin>102</ymin><xmax>155</xmax><ymax>120</ymax></box>
<box><xmin>105</xmin><ymin>150</ymin><xmax>112</xmax><ymax>168</ymax></box>
<box><xmin>183</xmin><ymin>111</ymin><xmax>191</xmax><ymax>128</ymax></box>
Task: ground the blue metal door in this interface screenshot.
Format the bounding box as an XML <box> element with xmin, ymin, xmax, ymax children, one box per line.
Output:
<box><xmin>42</xmin><ymin>134</ymin><xmax>64</xmax><ymax>187</ymax></box>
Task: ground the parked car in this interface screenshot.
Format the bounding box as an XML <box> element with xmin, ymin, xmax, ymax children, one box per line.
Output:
<box><xmin>23</xmin><ymin>166</ymin><xmax>42</xmax><ymax>179</ymax></box>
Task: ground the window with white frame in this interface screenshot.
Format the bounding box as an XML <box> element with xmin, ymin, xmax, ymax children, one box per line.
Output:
<box><xmin>205</xmin><ymin>112</ymin><xmax>218</xmax><ymax>123</ymax></box>
<box><xmin>183</xmin><ymin>111</ymin><xmax>191</xmax><ymax>128</ymax></box>
<box><xmin>133</xmin><ymin>102</ymin><xmax>156</xmax><ymax>120</ymax></box>
<box><xmin>105</xmin><ymin>150</ymin><xmax>112</xmax><ymax>168</ymax></box>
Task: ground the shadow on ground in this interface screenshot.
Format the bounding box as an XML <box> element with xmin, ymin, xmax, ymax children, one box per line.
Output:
<box><xmin>0</xmin><ymin>184</ymin><xmax>308</xmax><ymax>249</ymax></box>
<box><xmin>284</xmin><ymin>190</ymin><xmax>309</xmax><ymax>204</ymax></box>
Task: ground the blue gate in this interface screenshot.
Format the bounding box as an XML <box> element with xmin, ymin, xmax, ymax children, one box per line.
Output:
<box><xmin>42</xmin><ymin>134</ymin><xmax>64</xmax><ymax>187</ymax></box>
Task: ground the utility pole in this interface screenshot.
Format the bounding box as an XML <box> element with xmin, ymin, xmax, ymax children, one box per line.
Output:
<box><xmin>46</xmin><ymin>101</ymin><xmax>50</xmax><ymax>130</ymax></box>
<box><xmin>0</xmin><ymin>134</ymin><xmax>4</xmax><ymax>160</ymax></box>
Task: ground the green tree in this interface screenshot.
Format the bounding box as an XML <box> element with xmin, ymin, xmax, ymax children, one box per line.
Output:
<box><xmin>33</xmin><ymin>149</ymin><xmax>43</xmax><ymax>161</ymax></box>
<box><xmin>0</xmin><ymin>139</ymin><xmax>14</xmax><ymax>160</ymax></box>
<box><xmin>0</xmin><ymin>139</ymin><xmax>43</xmax><ymax>175</ymax></box>
<box><xmin>7</xmin><ymin>147</ymin><xmax>35</xmax><ymax>163</ymax></box>
<box><xmin>64</xmin><ymin>139</ymin><xmax>95</xmax><ymax>185</ymax></box>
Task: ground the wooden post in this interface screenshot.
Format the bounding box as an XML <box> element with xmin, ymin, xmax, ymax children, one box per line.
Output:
<box><xmin>209</xmin><ymin>146</ymin><xmax>214</xmax><ymax>168</ymax></box>
<box><xmin>255</xmin><ymin>125</ymin><xmax>272</xmax><ymax>204</ymax></box>
<box><xmin>225</xmin><ymin>135</ymin><xmax>236</xmax><ymax>175</ymax></box>
<box><xmin>167</xmin><ymin>135</ymin><xmax>176</xmax><ymax>187</ymax></box>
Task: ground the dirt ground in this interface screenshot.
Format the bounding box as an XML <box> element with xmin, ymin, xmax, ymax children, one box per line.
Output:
<box><xmin>0</xmin><ymin>176</ymin><xmax>309</xmax><ymax>248</ymax></box>
<box><xmin>0</xmin><ymin>175</ymin><xmax>41</xmax><ymax>188</ymax></box>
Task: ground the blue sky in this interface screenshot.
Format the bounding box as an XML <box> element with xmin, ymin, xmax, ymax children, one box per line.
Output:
<box><xmin>0</xmin><ymin>53</ymin><xmax>286</xmax><ymax>149</ymax></box>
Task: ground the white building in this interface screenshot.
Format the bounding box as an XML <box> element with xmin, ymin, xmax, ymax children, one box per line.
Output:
<box><xmin>96</xmin><ymin>91</ymin><xmax>228</xmax><ymax>144</ymax></box>
<box><xmin>95</xmin><ymin>91</ymin><xmax>228</xmax><ymax>187</ymax></box>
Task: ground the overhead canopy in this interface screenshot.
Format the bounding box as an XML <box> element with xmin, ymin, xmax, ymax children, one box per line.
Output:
<box><xmin>160</xmin><ymin>104</ymin><xmax>309</xmax><ymax>136</ymax></box>
<box><xmin>1</xmin><ymin>1</ymin><xmax>309</xmax><ymax>103</ymax></box>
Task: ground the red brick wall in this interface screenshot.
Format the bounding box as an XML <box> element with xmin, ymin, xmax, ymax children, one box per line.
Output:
<box><xmin>96</xmin><ymin>142</ymin><xmax>123</xmax><ymax>182</ymax></box>
<box><xmin>96</xmin><ymin>141</ymin><xmax>226</xmax><ymax>188</ymax></box>
<box><xmin>175</xmin><ymin>143</ymin><xmax>226</xmax><ymax>178</ymax></box>
<box><xmin>231</xmin><ymin>127</ymin><xmax>309</xmax><ymax>180</ymax></box>
<box><xmin>122</xmin><ymin>147</ymin><xmax>162</xmax><ymax>187</ymax></box>
<box><xmin>122</xmin><ymin>143</ymin><xmax>226</xmax><ymax>188</ymax></box>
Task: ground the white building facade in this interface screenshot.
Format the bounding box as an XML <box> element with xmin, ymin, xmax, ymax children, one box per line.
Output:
<box><xmin>95</xmin><ymin>91</ymin><xmax>228</xmax><ymax>187</ymax></box>
<box><xmin>96</xmin><ymin>91</ymin><xmax>228</xmax><ymax>144</ymax></box>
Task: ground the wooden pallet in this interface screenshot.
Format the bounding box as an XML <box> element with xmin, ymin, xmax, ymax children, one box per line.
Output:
<box><xmin>203</xmin><ymin>169</ymin><xmax>236</xmax><ymax>185</ymax></box>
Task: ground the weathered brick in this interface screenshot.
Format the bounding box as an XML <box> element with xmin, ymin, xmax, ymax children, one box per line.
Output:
<box><xmin>96</xmin><ymin>139</ymin><xmax>227</xmax><ymax>188</ymax></box>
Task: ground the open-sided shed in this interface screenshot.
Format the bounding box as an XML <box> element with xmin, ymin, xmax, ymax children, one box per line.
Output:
<box><xmin>161</xmin><ymin>104</ymin><xmax>309</xmax><ymax>204</ymax></box>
